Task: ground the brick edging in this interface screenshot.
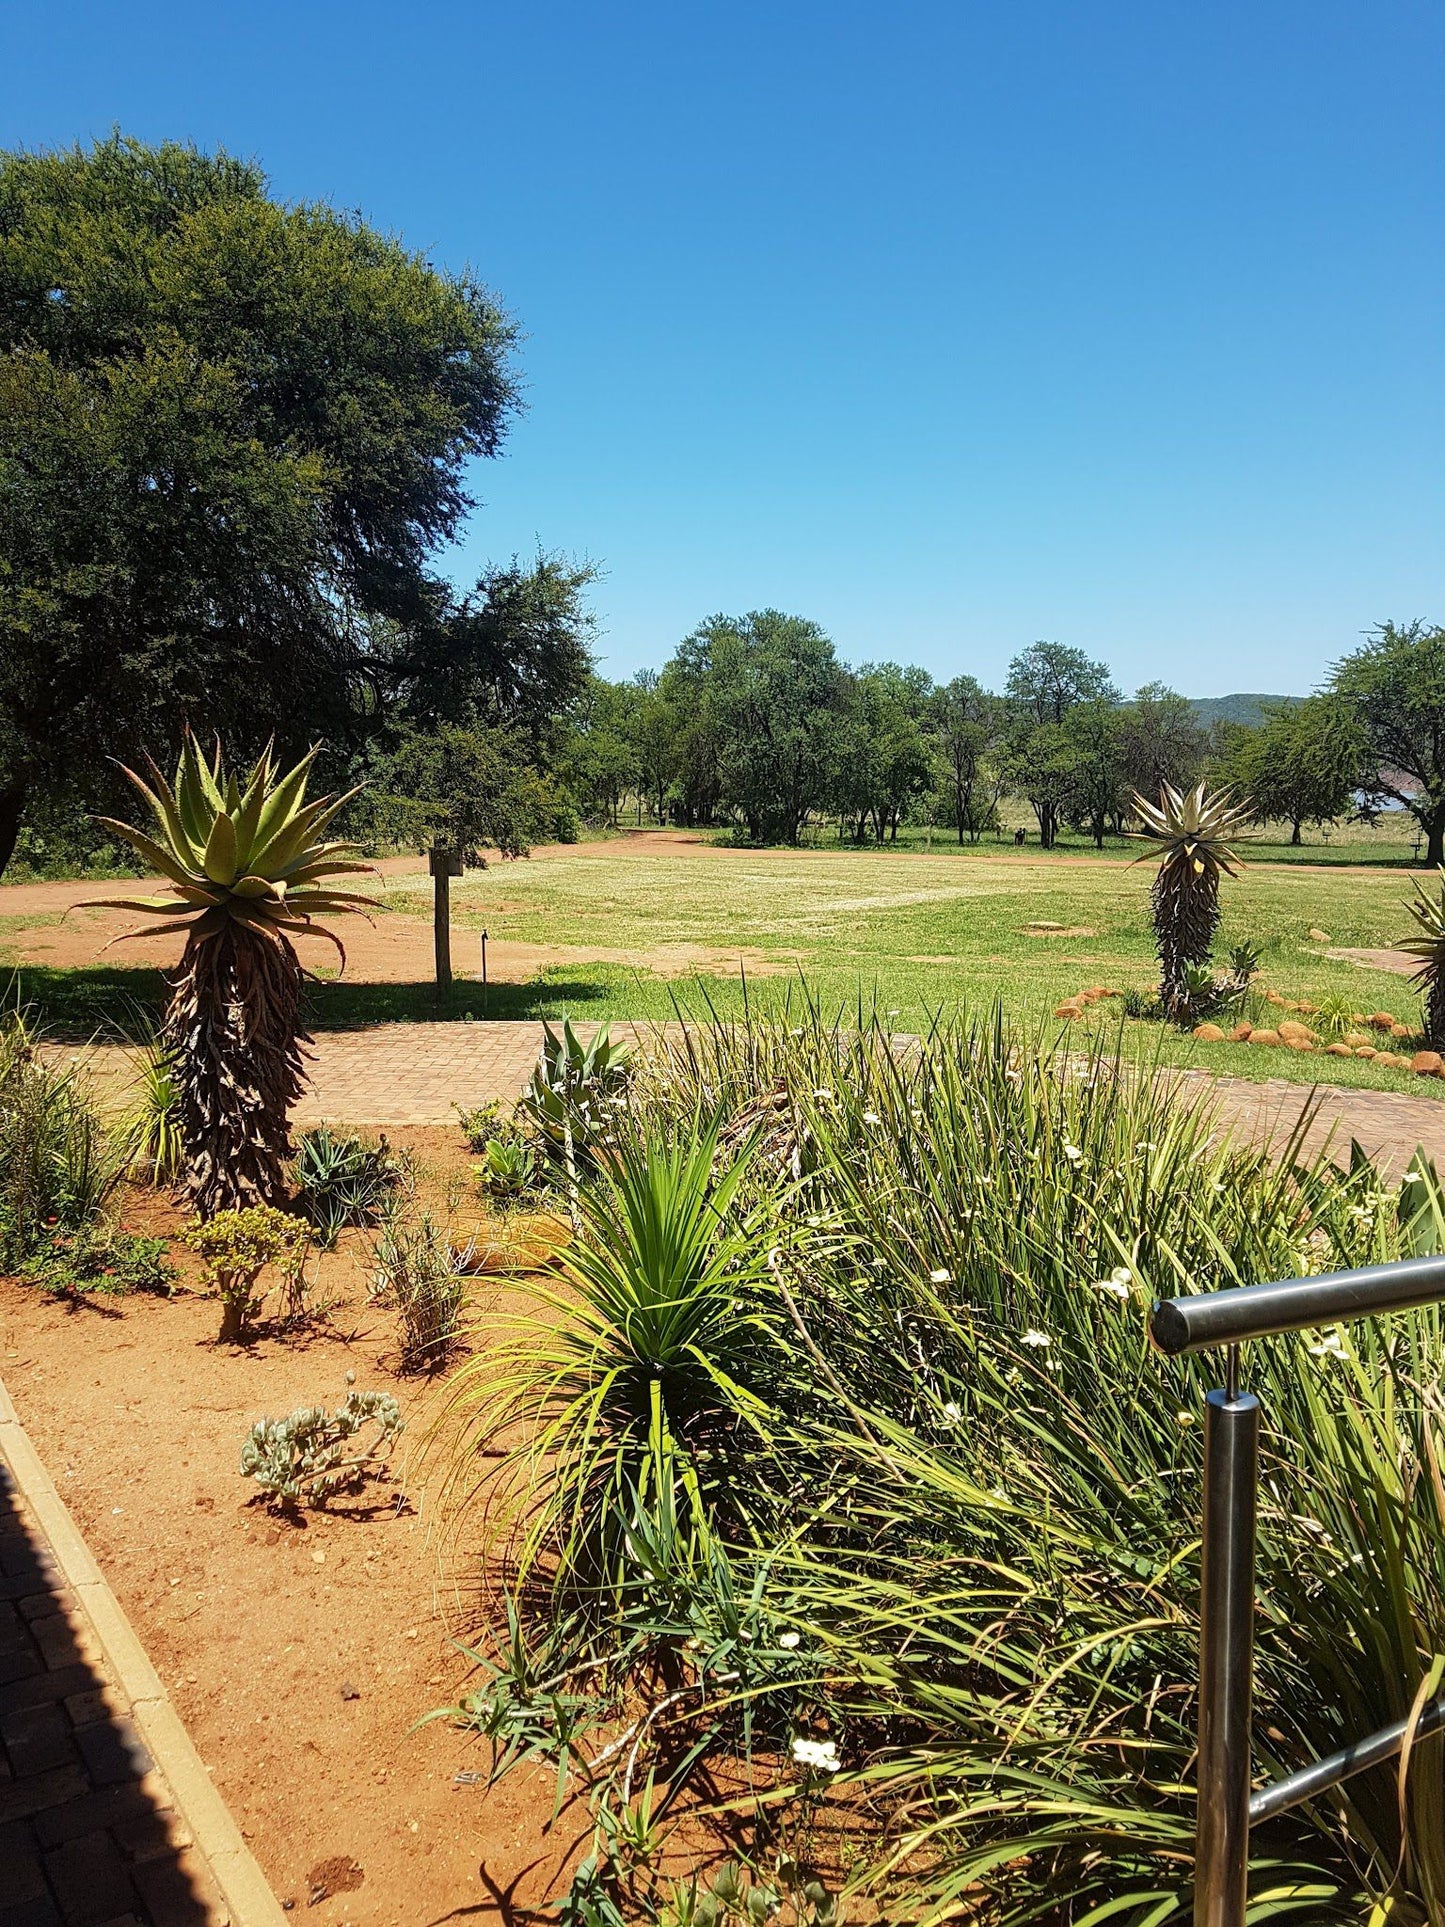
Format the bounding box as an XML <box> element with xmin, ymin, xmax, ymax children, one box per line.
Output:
<box><xmin>0</xmin><ymin>1375</ymin><xmax>288</xmax><ymax>1926</ymax></box>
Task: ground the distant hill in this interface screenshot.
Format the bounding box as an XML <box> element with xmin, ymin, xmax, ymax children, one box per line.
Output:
<box><xmin>1187</xmin><ymin>693</ymin><xmax>1302</xmax><ymax>730</ymax></box>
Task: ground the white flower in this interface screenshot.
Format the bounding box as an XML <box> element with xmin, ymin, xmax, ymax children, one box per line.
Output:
<box><xmin>1308</xmin><ymin>1329</ymin><xmax>1351</xmax><ymax>1361</ymax></box>
<box><xmin>862</xmin><ymin>1110</ymin><xmax>882</xmax><ymax>1125</ymax></box>
<box><xmin>1023</xmin><ymin>1329</ymin><xmax>1051</xmax><ymax>1349</ymax></box>
<box><xmin>792</xmin><ymin>1737</ymin><xmax>840</xmax><ymax>1773</ymax></box>
<box><xmin>1062</xmin><ymin>1142</ymin><xmax>1083</xmax><ymax>1166</ymax></box>
<box><xmin>1095</xmin><ymin>1276</ymin><xmax>1130</xmax><ymax>1300</ymax></box>
<box><xmin>941</xmin><ymin>1400</ymin><xmax>962</xmax><ymax>1423</ymax></box>
<box><xmin>778</xmin><ymin>1631</ymin><xmax>801</xmax><ymax>1650</ymax></box>
<box><xmin>929</xmin><ymin>1267</ymin><xmax>952</xmax><ymax>1284</ymax></box>
<box><xmin>811</xmin><ymin>1088</ymin><xmax>835</xmax><ymax>1104</ymax></box>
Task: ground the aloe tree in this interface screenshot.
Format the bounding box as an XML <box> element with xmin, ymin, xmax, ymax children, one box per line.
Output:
<box><xmin>1399</xmin><ymin>872</ymin><xmax>1445</xmax><ymax>1049</ymax></box>
<box><xmin>85</xmin><ymin>739</ymin><xmax>375</xmax><ymax>1215</ymax></box>
<box><xmin>1132</xmin><ymin>781</ymin><xmax>1251</xmax><ymax>1020</ymax></box>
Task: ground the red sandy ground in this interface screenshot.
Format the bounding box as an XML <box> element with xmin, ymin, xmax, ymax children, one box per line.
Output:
<box><xmin>0</xmin><ymin>1128</ymin><xmax>596</xmax><ymax>1927</ymax></box>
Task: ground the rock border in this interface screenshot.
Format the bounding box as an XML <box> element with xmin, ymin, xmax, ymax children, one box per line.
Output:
<box><xmin>0</xmin><ymin>1374</ymin><xmax>287</xmax><ymax>1927</ymax></box>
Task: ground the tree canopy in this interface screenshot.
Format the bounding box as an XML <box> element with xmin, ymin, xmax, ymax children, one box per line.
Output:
<box><xmin>0</xmin><ymin>132</ymin><xmax>519</xmax><ymax>871</ymax></box>
<box><xmin>1328</xmin><ymin>621</ymin><xmax>1445</xmax><ymax>863</ymax></box>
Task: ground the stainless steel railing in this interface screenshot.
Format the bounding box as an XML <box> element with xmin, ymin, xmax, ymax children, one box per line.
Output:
<box><xmin>1150</xmin><ymin>1256</ymin><xmax>1445</xmax><ymax>1927</ymax></box>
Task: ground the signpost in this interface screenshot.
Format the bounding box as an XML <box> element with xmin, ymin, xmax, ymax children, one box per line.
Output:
<box><xmin>429</xmin><ymin>841</ymin><xmax>463</xmax><ymax>1000</ymax></box>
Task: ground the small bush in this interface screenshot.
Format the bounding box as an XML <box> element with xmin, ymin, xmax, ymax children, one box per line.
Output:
<box><xmin>373</xmin><ymin>1214</ymin><xmax>466</xmax><ymax>1373</ymax></box>
<box><xmin>293</xmin><ymin>1126</ymin><xmax>406</xmax><ymax>1246</ymax></box>
<box><xmin>185</xmin><ymin>1204</ymin><xmax>308</xmax><ymax>1341</ymax></box>
<box><xmin>119</xmin><ymin>1036</ymin><xmax>182</xmax><ymax>1183</ymax></box>
<box><xmin>455</xmin><ymin>1098</ymin><xmax>524</xmax><ymax>1154</ymax></box>
<box><xmin>474</xmin><ymin>1136</ymin><xmax>540</xmax><ymax>1201</ymax></box>
<box><xmin>0</xmin><ymin>1015</ymin><xmax>123</xmax><ymax>1268</ymax></box>
<box><xmin>519</xmin><ymin>1018</ymin><xmax>632</xmax><ymax>1184</ymax></box>
<box><xmin>18</xmin><ymin>1228</ymin><xmax>175</xmax><ymax>1301</ymax></box>
<box><xmin>241</xmin><ymin>1390</ymin><xmax>403</xmax><ymax>1507</ymax></box>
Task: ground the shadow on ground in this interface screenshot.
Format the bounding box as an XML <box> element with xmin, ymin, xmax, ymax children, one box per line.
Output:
<box><xmin>0</xmin><ymin>1457</ymin><xmax>218</xmax><ymax>1924</ymax></box>
<box><xmin>5</xmin><ymin>965</ymin><xmax>614</xmax><ymax>1041</ymax></box>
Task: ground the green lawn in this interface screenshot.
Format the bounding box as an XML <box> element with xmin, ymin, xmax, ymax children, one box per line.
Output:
<box><xmin>9</xmin><ymin>834</ymin><xmax>1441</xmax><ymax>1097</ymax></box>
<box><xmin>377</xmin><ymin>838</ymin><xmax>1440</xmax><ymax>1094</ymax></box>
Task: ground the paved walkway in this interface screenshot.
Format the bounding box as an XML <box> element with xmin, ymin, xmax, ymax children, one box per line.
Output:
<box><xmin>56</xmin><ymin>1020</ymin><xmax>1445</xmax><ymax>1175</ymax></box>
<box><xmin>0</xmin><ymin>1465</ymin><xmax>224</xmax><ymax>1927</ymax></box>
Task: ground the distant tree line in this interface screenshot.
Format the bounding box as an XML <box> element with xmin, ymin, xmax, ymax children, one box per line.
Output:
<box><xmin>555</xmin><ymin>616</ymin><xmax>1445</xmax><ymax>860</ymax></box>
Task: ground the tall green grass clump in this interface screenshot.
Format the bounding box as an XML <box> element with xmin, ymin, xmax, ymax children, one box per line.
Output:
<box><xmin>441</xmin><ymin>997</ymin><xmax>1445</xmax><ymax>1925</ymax></box>
<box><xmin>0</xmin><ymin>1012</ymin><xmax>122</xmax><ymax>1266</ymax></box>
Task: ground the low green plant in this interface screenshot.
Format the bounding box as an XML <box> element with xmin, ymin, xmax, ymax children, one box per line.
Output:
<box><xmin>0</xmin><ymin>1013</ymin><xmax>123</xmax><ymax>1268</ymax></box>
<box><xmin>440</xmin><ymin>1115</ymin><xmax>779</xmax><ymax>1613</ymax></box>
<box><xmin>119</xmin><ymin>1035</ymin><xmax>183</xmax><ymax>1183</ymax></box>
<box><xmin>293</xmin><ymin>1126</ymin><xmax>405</xmax><ymax>1246</ymax></box>
<box><xmin>18</xmin><ymin>1227</ymin><xmax>175</xmax><ymax>1301</ymax></box>
<box><xmin>473</xmin><ymin>1135</ymin><xmax>539</xmax><ymax>1200</ymax></box>
<box><xmin>455</xmin><ymin>1098</ymin><xmax>517</xmax><ymax>1153</ymax></box>
<box><xmin>518</xmin><ymin>1017</ymin><xmax>633</xmax><ymax>1189</ymax></box>
<box><xmin>373</xmin><ymin>1213</ymin><xmax>467</xmax><ymax>1372</ymax></box>
<box><xmin>440</xmin><ymin>1002</ymin><xmax>1445</xmax><ymax>1924</ymax></box>
<box><xmin>240</xmin><ymin>1390</ymin><xmax>402</xmax><ymax>1507</ymax></box>
<box><xmin>185</xmin><ymin>1203</ymin><xmax>308</xmax><ymax>1340</ymax></box>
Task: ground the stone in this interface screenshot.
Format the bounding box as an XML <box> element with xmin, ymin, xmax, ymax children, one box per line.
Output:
<box><xmin>1052</xmin><ymin>1002</ymin><xmax>1081</xmax><ymax>1019</ymax></box>
<box><xmin>1308</xmin><ymin>927</ymin><xmax>1331</xmax><ymax>942</ymax></box>
<box><xmin>1192</xmin><ymin>1023</ymin><xmax>1226</xmax><ymax>1041</ymax></box>
<box><xmin>1249</xmin><ymin>1029</ymin><xmax>1282</xmax><ymax>1047</ymax></box>
<box><xmin>1414</xmin><ymin>1052</ymin><xmax>1445</xmax><ymax>1077</ymax></box>
<box><xmin>1229</xmin><ymin>1024</ymin><xmax>1253</xmax><ymax>1042</ymax></box>
<box><xmin>1324</xmin><ymin>1042</ymin><xmax>1354</xmax><ymax>1057</ymax></box>
<box><xmin>1277</xmin><ymin>1020</ymin><xmax>1316</xmax><ymax>1045</ymax></box>
<box><xmin>1370</xmin><ymin>1012</ymin><xmax>1398</xmax><ymax>1030</ymax></box>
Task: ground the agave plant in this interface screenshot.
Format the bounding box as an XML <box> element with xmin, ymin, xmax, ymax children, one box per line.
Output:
<box><xmin>1399</xmin><ymin>871</ymin><xmax>1445</xmax><ymax>1049</ymax></box>
<box><xmin>84</xmin><ymin>738</ymin><xmax>375</xmax><ymax>1216</ymax></box>
<box><xmin>1132</xmin><ymin>781</ymin><xmax>1252</xmax><ymax>1021</ymax></box>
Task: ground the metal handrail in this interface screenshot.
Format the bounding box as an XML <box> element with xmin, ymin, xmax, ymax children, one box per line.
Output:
<box><xmin>1149</xmin><ymin>1259</ymin><xmax>1445</xmax><ymax>1927</ymax></box>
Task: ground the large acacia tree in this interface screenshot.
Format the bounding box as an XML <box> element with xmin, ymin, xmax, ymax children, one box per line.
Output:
<box><xmin>0</xmin><ymin>134</ymin><xmax>519</xmax><ymax>873</ymax></box>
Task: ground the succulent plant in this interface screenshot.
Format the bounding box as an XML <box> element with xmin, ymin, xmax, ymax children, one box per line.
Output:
<box><xmin>1399</xmin><ymin>872</ymin><xmax>1445</xmax><ymax>1049</ymax></box>
<box><xmin>1131</xmin><ymin>782</ymin><xmax>1252</xmax><ymax>1022</ymax></box>
<box><xmin>84</xmin><ymin>738</ymin><xmax>375</xmax><ymax>1215</ymax></box>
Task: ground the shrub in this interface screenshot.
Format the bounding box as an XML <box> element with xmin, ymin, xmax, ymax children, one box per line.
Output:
<box><xmin>455</xmin><ymin>1098</ymin><xmax>515</xmax><ymax>1153</ymax></box>
<box><xmin>18</xmin><ymin>1228</ymin><xmax>175</xmax><ymax>1301</ymax></box>
<box><xmin>241</xmin><ymin>1390</ymin><xmax>402</xmax><ymax>1507</ymax></box>
<box><xmin>473</xmin><ymin>1136</ymin><xmax>540</xmax><ymax>1201</ymax></box>
<box><xmin>185</xmin><ymin>1203</ymin><xmax>307</xmax><ymax>1341</ymax></box>
<box><xmin>441</xmin><ymin>1002</ymin><xmax>1445</xmax><ymax>1923</ymax></box>
<box><xmin>374</xmin><ymin>1213</ymin><xmax>467</xmax><ymax>1373</ymax></box>
<box><xmin>0</xmin><ymin>1014</ymin><xmax>123</xmax><ymax>1268</ymax></box>
<box><xmin>518</xmin><ymin>1018</ymin><xmax>632</xmax><ymax>1186</ymax></box>
<box><xmin>293</xmin><ymin>1126</ymin><xmax>406</xmax><ymax>1246</ymax></box>
<box><xmin>119</xmin><ymin>1034</ymin><xmax>183</xmax><ymax>1183</ymax></box>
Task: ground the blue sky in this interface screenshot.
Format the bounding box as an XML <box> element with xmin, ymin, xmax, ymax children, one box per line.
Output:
<box><xmin>3</xmin><ymin>1</ymin><xmax>1441</xmax><ymax>695</ymax></box>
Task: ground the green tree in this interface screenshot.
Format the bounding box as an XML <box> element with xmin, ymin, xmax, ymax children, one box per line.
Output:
<box><xmin>1119</xmin><ymin>684</ymin><xmax>1205</xmax><ymax>812</ymax></box>
<box><xmin>0</xmin><ymin>133</ymin><xmax>518</xmax><ymax>873</ymax></box>
<box><xmin>675</xmin><ymin>611</ymin><xmax>846</xmax><ymax>844</ymax></box>
<box><xmin>931</xmin><ymin>676</ymin><xmax>1003</xmax><ymax>844</ymax></box>
<box><xmin>1329</xmin><ymin>621</ymin><xmax>1445</xmax><ymax>864</ymax></box>
<box><xmin>836</xmin><ymin>665</ymin><xmax>935</xmax><ymax>843</ymax></box>
<box><xmin>1004</xmin><ymin>642</ymin><xmax>1118</xmax><ymax>847</ymax></box>
<box><xmin>1223</xmin><ymin>696</ymin><xmax>1364</xmax><ymax>844</ymax></box>
<box><xmin>363</xmin><ymin>722</ymin><xmax>576</xmax><ymax>861</ymax></box>
<box><xmin>1062</xmin><ymin>699</ymin><xmax>1127</xmax><ymax>849</ymax></box>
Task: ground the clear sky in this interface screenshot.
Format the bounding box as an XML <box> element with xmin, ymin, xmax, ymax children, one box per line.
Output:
<box><xmin>3</xmin><ymin>1</ymin><xmax>1441</xmax><ymax>695</ymax></box>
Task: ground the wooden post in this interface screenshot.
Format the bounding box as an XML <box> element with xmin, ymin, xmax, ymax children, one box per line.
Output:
<box><xmin>429</xmin><ymin>842</ymin><xmax>462</xmax><ymax>1001</ymax></box>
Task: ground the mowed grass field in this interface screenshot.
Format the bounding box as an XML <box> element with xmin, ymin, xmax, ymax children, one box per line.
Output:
<box><xmin>380</xmin><ymin>832</ymin><xmax>1441</xmax><ymax>1094</ymax></box>
<box><xmin>8</xmin><ymin>828</ymin><xmax>1440</xmax><ymax>1098</ymax></box>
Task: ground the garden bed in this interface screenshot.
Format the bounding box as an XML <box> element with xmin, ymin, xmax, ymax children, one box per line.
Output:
<box><xmin>0</xmin><ymin>1127</ymin><xmax>582</xmax><ymax>1927</ymax></box>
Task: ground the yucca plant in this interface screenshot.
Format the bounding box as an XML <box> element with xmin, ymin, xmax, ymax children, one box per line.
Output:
<box><xmin>1399</xmin><ymin>871</ymin><xmax>1445</xmax><ymax>1049</ymax></box>
<box><xmin>1133</xmin><ymin>781</ymin><xmax>1252</xmax><ymax>1022</ymax></box>
<box><xmin>439</xmin><ymin>1115</ymin><xmax>781</xmax><ymax>1617</ymax></box>
<box><xmin>83</xmin><ymin>738</ymin><xmax>375</xmax><ymax>1216</ymax></box>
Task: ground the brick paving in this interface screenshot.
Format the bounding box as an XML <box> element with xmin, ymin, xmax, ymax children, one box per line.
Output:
<box><xmin>53</xmin><ymin>1019</ymin><xmax>1445</xmax><ymax>1173</ymax></box>
<box><xmin>0</xmin><ymin>1467</ymin><xmax>223</xmax><ymax>1927</ymax></box>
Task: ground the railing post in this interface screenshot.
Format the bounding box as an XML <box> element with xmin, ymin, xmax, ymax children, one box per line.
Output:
<box><xmin>1195</xmin><ymin>1385</ymin><xmax>1260</xmax><ymax>1927</ymax></box>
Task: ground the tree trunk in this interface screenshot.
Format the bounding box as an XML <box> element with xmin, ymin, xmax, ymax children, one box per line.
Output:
<box><xmin>1290</xmin><ymin>820</ymin><xmax>1303</xmax><ymax>845</ymax></box>
<box><xmin>1428</xmin><ymin>812</ymin><xmax>1445</xmax><ymax>868</ymax></box>
<box><xmin>0</xmin><ymin>778</ymin><xmax>26</xmax><ymax>880</ymax></box>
